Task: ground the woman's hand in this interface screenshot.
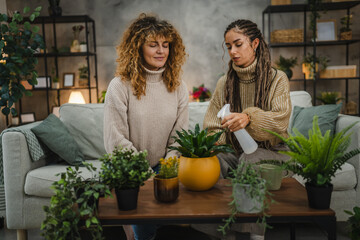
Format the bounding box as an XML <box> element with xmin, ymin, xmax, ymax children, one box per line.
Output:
<box><xmin>221</xmin><ymin>113</ymin><xmax>250</xmax><ymax>132</ymax></box>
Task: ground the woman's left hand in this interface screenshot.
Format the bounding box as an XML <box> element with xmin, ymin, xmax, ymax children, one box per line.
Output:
<box><xmin>221</xmin><ymin>113</ymin><xmax>249</xmax><ymax>132</ymax></box>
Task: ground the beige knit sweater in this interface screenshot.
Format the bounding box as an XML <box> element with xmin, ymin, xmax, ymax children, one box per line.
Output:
<box><xmin>103</xmin><ymin>67</ymin><xmax>189</xmax><ymax>167</ymax></box>
<box><xmin>203</xmin><ymin>59</ymin><xmax>291</xmax><ymax>147</ymax></box>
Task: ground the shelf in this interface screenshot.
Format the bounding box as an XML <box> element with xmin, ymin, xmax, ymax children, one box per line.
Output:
<box><xmin>30</xmin><ymin>87</ymin><xmax>97</xmax><ymax>91</ymax></box>
<box><xmin>290</xmin><ymin>77</ymin><xmax>360</xmax><ymax>82</ymax></box>
<box><xmin>34</xmin><ymin>52</ymin><xmax>96</xmax><ymax>57</ymax></box>
<box><xmin>269</xmin><ymin>39</ymin><xmax>360</xmax><ymax>48</ymax></box>
<box><xmin>263</xmin><ymin>1</ymin><xmax>360</xmax><ymax>14</ymax></box>
<box><xmin>32</xmin><ymin>15</ymin><xmax>94</xmax><ymax>24</ymax></box>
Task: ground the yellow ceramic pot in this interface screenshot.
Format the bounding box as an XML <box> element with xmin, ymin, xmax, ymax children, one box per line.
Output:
<box><xmin>153</xmin><ymin>176</ymin><xmax>179</xmax><ymax>203</ymax></box>
<box><xmin>179</xmin><ymin>156</ymin><xmax>220</xmax><ymax>191</ymax></box>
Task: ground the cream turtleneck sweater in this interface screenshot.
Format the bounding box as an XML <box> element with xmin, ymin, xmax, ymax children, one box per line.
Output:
<box><xmin>203</xmin><ymin>59</ymin><xmax>291</xmax><ymax>147</ymax></box>
<box><xmin>103</xmin><ymin>67</ymin><xmax>189</xmax><ymax>167</ymax></box>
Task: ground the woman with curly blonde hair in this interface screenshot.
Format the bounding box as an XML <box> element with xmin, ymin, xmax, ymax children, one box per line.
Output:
<box><xmin>104</xmin><ymin>13</ymin><xmax>188</xmax><ymax>240</ymax></box>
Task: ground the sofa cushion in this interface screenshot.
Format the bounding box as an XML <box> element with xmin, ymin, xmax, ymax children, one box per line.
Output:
<box><xmin>290</xmin><ymin>103</ymin><xmax>342</xmax><ymax>138</ymax></box>
<box><xmin>31</xmin><ymin>114</ymin><xmax>84</xmax><ymax>165</ymax></box>
<box><xmin>24</xmin><ymin>160</ymin><xmax>102</xmax><ymax>197</ymax></box>
<box><xmin>60</xmin><ymin>103</ymin><xmax>106</xmax><ymax>160</ymax></box>
<box><xmin>293</xmin><ymin>162</ymin><xmax>356</xmax><ymax>191</ymax></box>
<box><xmin>288</xmin><ymin>91</ymin><xmax>313</xmax><ymax>134</ymax></box>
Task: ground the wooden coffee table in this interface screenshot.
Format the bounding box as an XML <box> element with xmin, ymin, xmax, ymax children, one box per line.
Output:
<box><xmin>98</xmin><ymin>178</ymin><xmax>336</xmax><ymax>240</ymax></box>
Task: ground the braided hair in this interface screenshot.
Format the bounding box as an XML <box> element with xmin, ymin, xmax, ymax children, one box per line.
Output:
<box><xmin>224</xmin><ymin>19</ymin><xmax>273</xmax><ymax>154</ymax></box>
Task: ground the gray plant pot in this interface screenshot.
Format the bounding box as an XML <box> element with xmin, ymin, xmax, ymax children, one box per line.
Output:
<box><xmin>233</xmin><ymin>182</ymin><xmax>265</xmax><ymax>213</ymax></box>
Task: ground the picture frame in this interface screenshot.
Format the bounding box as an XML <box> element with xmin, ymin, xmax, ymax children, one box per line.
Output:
<box><xmin>20</xmin><ymin>112</ymin><xmax>36</xmax><ymax>124</ymax></box>
<box><xmin>34</xmin><ymin>76</ymin><xmax>51</xmax><ymax>89</ymax></box>
<box><xmin>316</xmin><ymin>19</ymin><xmax>337</xmax><ymax>41</ymax></box>
<box><xmin>63</xmin><ymin>73</ymin><xmax>75</xmax><ymax>87</ymax></box>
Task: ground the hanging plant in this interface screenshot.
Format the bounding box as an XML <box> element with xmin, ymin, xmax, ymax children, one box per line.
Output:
<box><xmin>0</xmin><ymin>6</ymin><xmax>44</xmax><ymax>116</ymax></box>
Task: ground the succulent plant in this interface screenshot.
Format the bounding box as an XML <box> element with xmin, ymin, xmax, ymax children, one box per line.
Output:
<box><xmin>168</xmin><ymin>123</ymin><xmax>234</xmax><ymax>158</ymax></box>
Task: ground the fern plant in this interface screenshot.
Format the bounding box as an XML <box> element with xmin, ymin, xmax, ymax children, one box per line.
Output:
<box><xmin>264</xmin><ymin>115</ymin><xmax>360</xmax><ymax>187</ymax></box>
<box><xmin>316</xmin><ymin>91</ymin><xmax>343</xmax><ymax>105</ymax></box>
<box><xmin>345</xmin><ymin>206</ymin><xmax>360</xmax><ymax>240</ymax></box>
<box><xmin>168</xmin><ymin>123</ymin><xmax>234</xmax><ymax>157</ymax></box>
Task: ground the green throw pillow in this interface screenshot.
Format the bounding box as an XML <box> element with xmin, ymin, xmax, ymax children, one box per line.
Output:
<box><xmin>31</xmin><ymin>114</ymin><xmax>84</xmax><ymax>165</ymax></box>
<box><xmin>290</xmin><ymin>103</ymin><xmax>342</xmax><ymax>138</ymax></box>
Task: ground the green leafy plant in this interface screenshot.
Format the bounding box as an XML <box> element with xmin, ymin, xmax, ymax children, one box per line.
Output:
<box><xmin>157</xmin><ymin>156</ymin><xmax>179</xmax><ymax>179</ymax></box>
<box><xmin>340</xmin><ymin>14</ymin><xmax>353</xmax><ymax>33</ymax></box>
<box><xmin>168</xmin><ymin>123</ymin><xmax>234</xmax><ymax>157</ymax></box>
<box><xmin>275</xmin><ymin>55</ymin><xmax>298</xmax><ymax>79</ymax></box>
<box><xmin>218</xmin><ymin>161</ymin><xmax>272</xmax><ymax>235</ymax></box>
<box><xmin>78</xmin><ymin>65</ymin><xmax>88</xmax><ymax>79</ymax></box>
<box><xmin>41</xmin><ymin>162</ymin><xmax>111</xmax><ymax>239</ymax></box>
<box><xmin>345</xmin><ymin>206</ymin><xmax>360</xmax><ymax>240</ymax></box>
<box><xmin>308</xmin><ymin>0</ymin><xmax>326</xmax><ymax>40</ymax></box>
<box><xmin>98</xmin><ymin>90</ymin><xmax>106</xmax><ymax>103</ymax></box>
<box><xmin>51</xmin><ymin>67</ymin><xmax>59</xmax><ymax>83</ymax></box>
<box><xmin>99</xmin><ymin>147</ymin><xmax>153</xmax><ymax>190</ymax></box>
<box><xmin>303</xmin><ymin>53</ymin><xmax>330</xmax><ymax>80</ymax></box>
<box><xmin>0</xmin><ymin>6</ymin><xmax>45</xmax><ymax>116</ymax></box>
<box><xmin>264</xmin><ymin>115</ymin><xmax>360</xmax><ymax>187</ymax></box>
<box><xmin>316</xmin><ymin>91</ymin><xmax>343</xmax><ymax>105</ymax></box>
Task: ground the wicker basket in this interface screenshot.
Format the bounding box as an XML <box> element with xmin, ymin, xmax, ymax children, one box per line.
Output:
<box><xmin>270</xmin><ymin>29</ymin><xmax>303</xmax><ymax>43</ymax></box>
<box><xmin>271</xmin><ymin>0</ymin><xmax>291</xmax><ymax>5</ymax></box>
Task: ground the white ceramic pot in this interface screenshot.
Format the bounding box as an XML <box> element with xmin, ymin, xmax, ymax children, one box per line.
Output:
<box><xmin>52</xmin><ymin>82</ymin><xmax>60</xmax><ymax>89</ymax></box>
<box><xmin>80</xmin><ymin>44</ymin><xmax>87</xmax><ymax>52</ymax></box>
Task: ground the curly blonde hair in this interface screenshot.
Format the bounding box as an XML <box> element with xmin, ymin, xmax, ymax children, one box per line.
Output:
<box><xmin>115</xmin><ymin>13</ymin><xmax>186</xmax><ymax>99</ymax></box>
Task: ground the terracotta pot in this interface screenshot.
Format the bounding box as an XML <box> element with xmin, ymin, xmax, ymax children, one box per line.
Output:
<box><xmin>178</xmin><ymin>156</ymin><xmax>220</xmax><ymax>191</ymax></box>
<box><xmin>153</xmin><ymin>176</ymin><xmax>179</xmax><ymax>203</ymax></box>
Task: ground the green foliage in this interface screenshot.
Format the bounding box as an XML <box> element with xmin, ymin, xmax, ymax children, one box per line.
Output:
<box><xmin>218</xmin><ymin>161</ymin><xmax>272</xmax><ymax>235</ymax></box>
<box><xmin>168</xmin><ymin>123</ymin><xmax>234</xmax><ymax>158</ymax></box>
<box><xmin>340</xmin><ymin>14</ymin><xmax>353</xmax><ymax>33</ymax></box>
<box><xmin>275</xmin><ymin>55</ymin><xmax>297</xmax><ymax>71</ymax></box>
<box><xmin>316</xmin><ymin>91</ymin><xmax>343</xmax><ymax>105</ymax></box>
<box><xmin>345</xmin><ymin>206</ymin><xmax>360</xmax><ymax>240</ymax></box>
<box><xmin>41</xmin><ymin>162</ymin><xmax>111</xmax><ymax>239</ymax></box>
<box><xmin>264</xmin><ymin>115</ymin><xmax>360</xmax><ymax>187</ymax></box>
<box><xmin>157</xmin><ymin>156</ymin><xmax>179</xmax><ymax>179</ymax></box>
<box><xmin>307</xmin><ymin>0</ymin><xmax>325</xmax><ymax>39</ymax></box>
<box><xmin>78</xmin><ymin>65</ymin><xmax>88</xmax><ymax>79</ymax></box>
<box><xmin>303</xmin><ymin>53</ymin><xmax>330</xmax><ymax>80</ymax></box>
<box><xmin>0</xmin><ymin>6</ymin><xmax>44</xmax><ymax>116</ymax></box>
<box><xmin>100</xmin><ymin>147</ymin><xmax>153</xmax><ymax>190</ymax></box>
<box><xmin>98</xmin><ymin>90</ymin><xmax>106</xmax><ymax>103</ymax></box>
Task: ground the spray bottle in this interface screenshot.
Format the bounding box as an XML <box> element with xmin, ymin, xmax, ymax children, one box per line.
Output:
<box><xmin>217</xmin><ymin>104</ymin><xmax>258</xmax><ymax>154</ymax></box>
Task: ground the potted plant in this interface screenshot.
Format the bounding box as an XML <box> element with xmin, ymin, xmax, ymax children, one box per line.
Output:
<box><xmin>345</xmin><ymin>206</ymin><xmax>360</xmax><ymax>240</ymax></box>
<box><xmin>218</xmin><ymin>161</ymin><xmax>271</xmax><ymax>235</ymax></box>
<box><xmin>191</xmin><ymin>84</ymin><xmax>211</xmax><ymax>102</ymax></box>
<box><xmin>79</xmin><ymin>41</ymin><xmax>87</xmax><ymax>52</ymax></box>
<box><xmin>340</xmin><ymin>14</ymin><xmax>353</xmax><ymax>41</ymax></box>
<box><xmin>302</xmin><ymin>53</ymin><xmax>329</xmax><ymax>80</ymax></box>
<box><xmin>99</xmin><ymin>147</ymin><xmax>153</xmax><ymax>210</ymax></box>
<box><xmin>275</xmin><ymin>55</ymin><xmax>298</xmax><ymax>80</ymax></box>
<box><xmin>41</xmin><ymin>162</ymin><xmax>110</xmax><ymax>239</ymax></box>
<box><xmin>168</xmin><ymin>123</ymin><xmax>234</xmax><ymax>191</ymax></box>
<box><xmin>78</xmin><ymin>65</ymin><xmax>89</xmax><ymax>87</ymax></box>
<box><xmin>154</xmin><ymin>156</ymin><xmax>180</xmax><ymax>203</ymax></box>
<box><xmin>51</xmin><ymin>67</ymin><xmax>60</xmax><ymax>89</ymax></box>
<box><xmin>0</xmin><ymin>6</ymin><xmax>44</xmax><ymax>117</ymax></box>
<box><xmin>316</xmin><ymin>91</ymin><xmax>343</xmax><ymax>105</ymax></box>
<box><xmin>70</xmin><ymin>25</ymin><xmax>84</xmax><ymax>53</ymax></box>
<box><xmin>265</xmin><ymin>115</ymin><xmax>360</xmax><ymax>209</ymax></box>
<box><xmin>48</xmin><ymin>0</ymin><xmax>62</xmax><ymax>16</ymax></box>
<box><xmin>257</xmin><ymin>159</ymin><xmax>289</xmax><ymax>191</ymax></box>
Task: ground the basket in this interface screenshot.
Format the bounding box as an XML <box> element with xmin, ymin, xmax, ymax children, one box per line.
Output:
<box><xmin>271</xmin><ymin>0</ymin><xmax>291</xmax><ymax>5</ymax></box>
<box><xmin>270</xmin><ymin>29</ymin><xmax>303</xmax><ymax>43</ymax></box>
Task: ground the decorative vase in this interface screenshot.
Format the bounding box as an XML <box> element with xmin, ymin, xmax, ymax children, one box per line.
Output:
<box><xmin>52</xmin><ymin>82</ymin><xmax>60</xmax><ymax>89</ymax></box>
<box><xmin>115</xmin><ymin>187</ymin><xmax>139</xmax><ymax>210</ymax></box>
<box><xmin>305</xmin><ymin>183</ymin><xmax>333</xmax><ymax>209</ymax></box>
<box><xmin>153</xmin><ymin>176</ymin><xmax>179</xmax><ymax>203</ymax></box>
<box><xmin>70</xmin><ymin>29</ymin><xmax>81</xmax><ymax>53</ymax></box>
<box><xmin>302</xmin><ymin>63</ymin><xmax>319</xmax><ymax>80</ymax></box>
<box><xmin>233</xmin><ymin>182</ymin><xmax>265</xmax><ymax>213</ymax></box>
<box><xmin>178</xmin><ymin>156</ymin><xmax>220</xmax><ymax>191</ymax></box>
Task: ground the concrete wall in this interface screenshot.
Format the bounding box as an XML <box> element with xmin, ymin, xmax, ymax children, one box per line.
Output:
<box><xmin>5</xmin><ymin>0</ymin><xmax>360</xmax><ymax>120</ymax></box>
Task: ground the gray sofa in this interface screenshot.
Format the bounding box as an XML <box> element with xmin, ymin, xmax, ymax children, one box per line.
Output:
<box><xmin>2</xmin><ymin>91</ymin><xmax>360</xmax><ymax>240</ymax></box>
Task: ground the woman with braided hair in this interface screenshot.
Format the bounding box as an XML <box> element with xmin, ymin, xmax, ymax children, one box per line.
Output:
<box><xmin>194</xmin><ymin>19</ymin><xmax>291</xmax><ymax>240</ymax></box>
<box><xmin>104</xmin><ymin>13</ymin><xmax>188</xmax><ymax>240</ymax></box>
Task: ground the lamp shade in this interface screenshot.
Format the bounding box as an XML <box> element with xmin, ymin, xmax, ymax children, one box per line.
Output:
<box><xmin>68</xmin><ymin>91</ymin><xmax>85</xmax><ymax>104</ymax></box>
